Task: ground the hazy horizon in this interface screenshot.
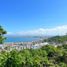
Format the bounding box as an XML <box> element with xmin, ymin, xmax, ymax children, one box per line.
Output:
<box><xmin>0</xmin><ymin>0</ymin><xmax>67</xmax><ymax>36</ymax></box>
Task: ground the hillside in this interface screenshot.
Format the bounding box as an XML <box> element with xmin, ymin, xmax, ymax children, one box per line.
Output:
<box><xmin>43</xmin><ymin>35</ymin><xmax>67</xmax><ymax>44</ymax></box>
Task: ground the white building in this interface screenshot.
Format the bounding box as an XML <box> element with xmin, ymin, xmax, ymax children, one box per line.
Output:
<box><xmin>0</xmin><ymin>44</ymin><xmax>4</xmax><ymax>49</ymax></box>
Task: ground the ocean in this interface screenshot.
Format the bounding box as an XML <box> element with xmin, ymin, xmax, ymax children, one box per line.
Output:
<box><xmin>5</xmin><ymin>37</ymin><xmax>40</xmax><ymax>42</ymax></box>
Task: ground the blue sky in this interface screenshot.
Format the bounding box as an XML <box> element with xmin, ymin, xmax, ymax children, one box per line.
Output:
<box><xmin>0</xmin><ymin>0</ymin><xmax>67</xmax><ymax>35</ymax></box>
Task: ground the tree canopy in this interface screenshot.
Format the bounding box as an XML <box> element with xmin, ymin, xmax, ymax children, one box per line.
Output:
<box><xmin>0</xmin><ymin>25</ymin><xmax>7</xmax><ymax>44</ymax></box>
<box><xmin>0</xmin><ymin>44</ymin><xmax>66</xmax><ymax>67</ymax></box>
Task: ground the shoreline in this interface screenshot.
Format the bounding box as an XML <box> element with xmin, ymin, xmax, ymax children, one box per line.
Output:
<box><xmin>4</xmin><ymin>36</ymin><xmax>45</xmax><ymax>43</ymax></box>
<box><xmin>4</xmin><ymin>38</ymin><xmax>44</xmax><ymax>44</ymax></box>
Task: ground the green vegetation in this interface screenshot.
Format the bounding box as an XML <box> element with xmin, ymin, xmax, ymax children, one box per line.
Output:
<box><xmin>43</xmin><ymin>35</ymin><xmax>67</xmax><ymax>44</ymax></box>
<box><xmin>0</xmin><ymin>44</ymin><xmax>67</xmax><ymax>67</ymax></box>
<box><xmin>0</xmin><ymin>26</ymin><xmax>7</xmax><ymax>44</ymax></box>
<box><xmin>0</xmin><ymin>26</ymin><xmax>67</xmax><ymax>67</ymax></box>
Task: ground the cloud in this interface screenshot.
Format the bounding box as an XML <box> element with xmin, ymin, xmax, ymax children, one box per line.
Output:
<box><xmin>7</xmin><ymin>25</ymin><xmax>67</xmax><ymax>36</ymax></box>
<box><xmin>7</xmin><ymin>32</ymin><xmax>13</xmax><ymax>35</ymax></box>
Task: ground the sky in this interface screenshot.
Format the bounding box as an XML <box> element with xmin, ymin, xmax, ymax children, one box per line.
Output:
<box><xmin>0</xmin><ymin>0</ymin><xmax>67</xmax><ymax>36</ymax></box>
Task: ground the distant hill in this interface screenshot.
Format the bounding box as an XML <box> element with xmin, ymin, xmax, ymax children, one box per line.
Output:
<box><xmin>6</xmin><ymin>35</ymin><xmax>51</xmax><ymax>39</ymax></box>
<box><xmin>43</xmin><ymin>35</ymin><xmax>67</xmax><ymax>44</ymax></box>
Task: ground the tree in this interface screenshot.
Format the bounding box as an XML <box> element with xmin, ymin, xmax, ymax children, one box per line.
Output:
<box><xmin>0</xmin><ymin>26</ymin><xmax>7</xmax><ymax>44</ymax></box>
